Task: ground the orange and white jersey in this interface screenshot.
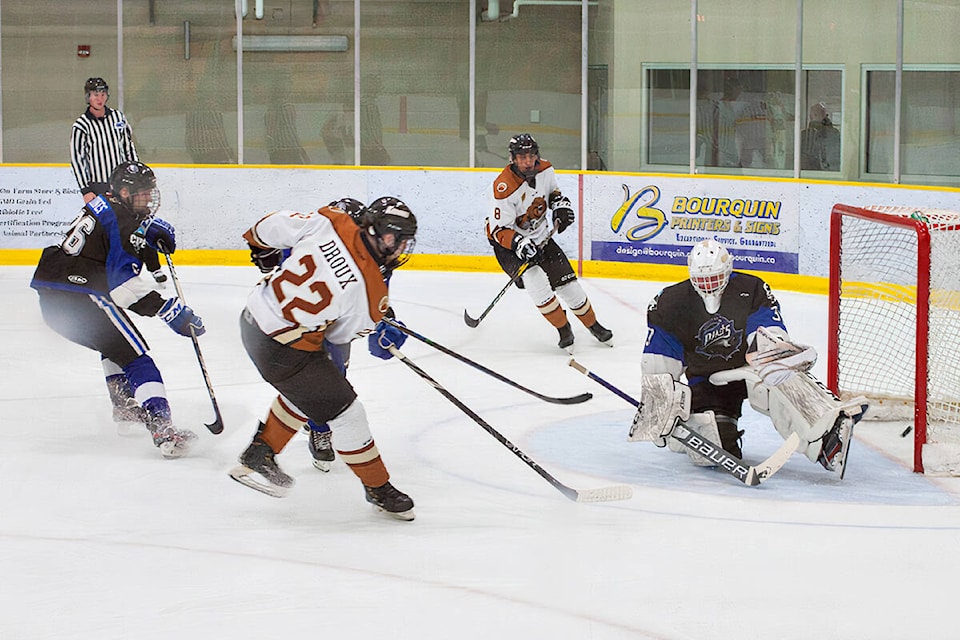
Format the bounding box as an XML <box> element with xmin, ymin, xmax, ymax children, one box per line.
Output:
<box><xmin>243</xmin><ymin>206</ymin><xmax>389</xmax><ymax>351</ymax></box>
<box><xmin>486</xmin><ymin>160</ymin><xmax>560</xmax><ymax>250</ymax></box>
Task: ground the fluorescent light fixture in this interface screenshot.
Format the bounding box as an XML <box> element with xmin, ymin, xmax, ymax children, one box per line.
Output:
<box><xmin>231</xmin><ymin>35</ymin><xmax>349</xmax><ymax>52</ymax></box>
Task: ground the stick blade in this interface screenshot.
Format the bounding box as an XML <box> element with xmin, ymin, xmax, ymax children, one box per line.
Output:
<box><xmin>574</xmin><ymin>484</ymin><xmax>633</xmax><ymax>503</ymax></box>
<box><xmin>753</xmin><ymin>432</ymin><xmax>801</xmax><ymax>484</ymax></box>
<box><xmin>548</xmin><ymin>392</ymin><xmax>593</xmax><ymax>405</ymax></box>
<box><xmin>463</xmin><ymin>309</ymin><xmax>480</xmax><ymax>328</ymax></box>
<box><xmin>206</xmin><ymin>418</ymin><xmax>224</xmax><ymax>434</ymax></box>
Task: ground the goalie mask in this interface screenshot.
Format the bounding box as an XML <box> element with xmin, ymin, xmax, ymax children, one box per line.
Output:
<box><xmin>109</xmin><ymin>161</ymin><xmax>160</xmax><ymax>219</ymax></box>
<box><xmin>688</xmin><ymin>239</ymin><xmax>732</xmax><ymax>314</ymax></box>
<box><xmin>360</xmin><ymin>196</ymin><xmax>417</xmax><ymax>274</ymax></box>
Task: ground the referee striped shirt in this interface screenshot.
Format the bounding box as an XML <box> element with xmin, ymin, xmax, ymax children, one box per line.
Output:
<box><xmin>70</xmin><ymin>106</ymin><xmax>139</xmax><ymax>195</ymax></box>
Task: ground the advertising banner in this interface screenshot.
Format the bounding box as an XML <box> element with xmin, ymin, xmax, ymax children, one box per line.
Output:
<box><xmin>586</xmin><ymin>175</ymin><xmax>801</xmax><ymax>274</ymax></box>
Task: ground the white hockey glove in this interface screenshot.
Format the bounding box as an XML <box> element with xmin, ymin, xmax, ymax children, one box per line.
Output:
<box><xmin>629</xmin><ymin>373</ymin><xmax>691</xmax><ymax>445</ymax></box>
<box><xmin>745</xmin><ymin>326</ymin><xmax>817</xmax><ymax>386</ymax></box>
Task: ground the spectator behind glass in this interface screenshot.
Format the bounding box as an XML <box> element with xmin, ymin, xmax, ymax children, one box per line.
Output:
<box><xmin>801</xmin><ymin>102</ymin><xmax>841</xmax><ymax>171</ymax></box>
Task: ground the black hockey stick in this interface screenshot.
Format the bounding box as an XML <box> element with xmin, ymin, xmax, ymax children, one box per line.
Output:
<box><xmin>567</xmin><ymin>358</ymin><xmax>798</xmax><ymax>486</ymax></box>
<box><xmin>383</xmin><ymin>319</ymin><xmax>592</xmax><ymax>405</ymax></box>
<box><xmin>464</xmin><ymin>222</ymin><xmax>559</xmax><ymax>328</ymax></box>
<box><xmin>163</xmin><ymin>253</ymin><xmax>225</xmax><ymax>435</ymax></box>
<box><xmin>388</xmin><ymin>346</ymin><xmax>632</xmax><ymax>503</ymax></box>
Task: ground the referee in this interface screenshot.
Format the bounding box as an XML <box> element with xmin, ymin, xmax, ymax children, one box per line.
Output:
<box><xmin>70</xmin><ymin>77</ymin><xmax>165</xmax><ymax>283</ymax></box>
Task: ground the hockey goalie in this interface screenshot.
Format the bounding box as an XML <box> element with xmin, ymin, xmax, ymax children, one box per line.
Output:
<box><xmin>630</xmin><ymin>239</ymin><xmax>868</xmax><ymax>479</ymax></box>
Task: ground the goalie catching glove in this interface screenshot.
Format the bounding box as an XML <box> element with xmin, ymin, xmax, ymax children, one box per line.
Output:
<box><xmin>745</xmin><ymin>326</ymin><xmax>817</xmax><ymax>386</ymax></box>
<box><xmin>629</xmin><ymin>373</ymin><xmax>691</xmax><ymax>445</ymax></box>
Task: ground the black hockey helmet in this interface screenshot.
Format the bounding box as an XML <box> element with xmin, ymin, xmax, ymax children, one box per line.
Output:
<box><xmin>84</xmin><ymin>77</ymin><xmax>109</xmax><ymax>98</ymax></box>
<box><xmin>508</xmin><ymin>133</ymin><xmax>539</xmax><ymax>162</ymax></box>
<box><xmin>328</xmin><ymin>197</ymin><xmax>367</xmax><ymax>223</ymax></box>
<box><xmin>360</xmin><ymin>196</ymin><xmax>417</xmax><ymax>273</ymax></box>
<box><xmin>109</xmin><ymin>161</ymin><xmax>160</xmax><ymax>219</ymax></box>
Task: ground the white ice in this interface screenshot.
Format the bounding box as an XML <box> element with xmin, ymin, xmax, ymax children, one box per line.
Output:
<box><xmin>2</xmin><ymin>265</ymin><xmax>958</xmax><ymax>639</ymax></box>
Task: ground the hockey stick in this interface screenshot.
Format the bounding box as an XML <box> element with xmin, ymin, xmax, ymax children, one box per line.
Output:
<box><xmin>388</xmin><ymin>345</ymin><xmax>632</xmax><ymax>503</ymax></box>
<box><xmin>567</xmin><ymin>358</ymin><xmax>799</xmax><ymax>486</ymax></box>
<box><xmin>464</xmin><ymin>222</ymin><xmax>559</xmax><ymax>328</ymax></box>
<box><xmin>383</xmin><ymin>319</ymin><xmax>592</xmax><ymax>405</ymax></box>
<box><xmin>163</xmin><ymin>253</ymin><xmax>225</xmax><ymax>435</ymax></box>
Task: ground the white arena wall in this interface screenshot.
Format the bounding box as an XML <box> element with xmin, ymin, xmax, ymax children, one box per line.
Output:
<box><xmin>2</xmin><ymin>164</ymin><xmax>958</xmax><ymax>291</ymax></box>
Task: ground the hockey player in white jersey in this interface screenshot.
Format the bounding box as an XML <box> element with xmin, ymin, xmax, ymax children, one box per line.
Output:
<box><xmin>486</xmin><ymin>133</ymin><xmax>612</xmax><ymax>350</ymax></box>
<box><xmin>632</xmin><ymin>239</ymin><xmax>867</xmax><ymax>478</ymax></box>
<box><xmin>230</xmin><ymin>197</ymin><xmax>418</xmax><ymax>520</ymax></box>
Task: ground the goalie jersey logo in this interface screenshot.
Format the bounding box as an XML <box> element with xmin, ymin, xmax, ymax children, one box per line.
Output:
<box><xmin>695</xmin><ymin>316</ymin><xmax>743</xmax><ymax>361</ymax></box>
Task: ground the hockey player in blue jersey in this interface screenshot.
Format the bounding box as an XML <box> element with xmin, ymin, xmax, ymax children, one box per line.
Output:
<box><xmin>31</xmin><ymin>161</ymin><xmax>203</xmax><ymax>458</ymax></box>
<box><xmin>632</xmin><ymin>239</ymin><xmax>867</xmax><ymax>478</ymax></box>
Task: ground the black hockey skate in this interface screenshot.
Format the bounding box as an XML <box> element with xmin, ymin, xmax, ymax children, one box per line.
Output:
<box><xmin>588</xmin><ymin>321</ymin><xmax>613</xmax><ymax>346</ymax></box>
<box><xmin>230</xmin><ymin>434</ymin><xmax>295</xmax><ymax>498</ymax></box>
<box><xmin>308</xmin><ymin>427</ymin><xmax>335</xmax><ymax>472</ymax></box>
<box><xmin>557</xmin><ymin>322</ymin><xmax>575</xmax><ymax>350</ymax></box>
<box><xmin>364</xmin><ymin>482</ymin><xmax>415</xmax><ymax>521</ymax></box>
<box><xmin>817</xmin><ymin>414</ymin><xmax>855</xmax><ymax>479</ymax></box>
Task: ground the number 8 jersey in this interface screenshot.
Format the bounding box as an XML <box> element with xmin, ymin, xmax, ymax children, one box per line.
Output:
<box><xmin>243</xmin><ymin>205</ymin><xmax>390</xmax><ymax>351</ymax></box>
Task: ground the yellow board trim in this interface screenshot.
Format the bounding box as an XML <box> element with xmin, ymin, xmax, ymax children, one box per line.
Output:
<box><xmin>3</xmin><ymin>248</ymin><xmax>829</xmax><ymax>295</ymax></box>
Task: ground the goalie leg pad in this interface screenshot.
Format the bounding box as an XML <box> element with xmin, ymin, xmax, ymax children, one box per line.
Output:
<box><xmin>676</xmin><ymin>411</ymin><xmax>723</xmax><ymax>466</ymax></box>
<box><xmin>749</xmin><ymin>373</ymin><xmax>868</xmax><ymax>464</ymax></box>
<box><xmin>629</xmin><ymin>374</ymin><xmax>691</xmax><ymax>443</ymax></box>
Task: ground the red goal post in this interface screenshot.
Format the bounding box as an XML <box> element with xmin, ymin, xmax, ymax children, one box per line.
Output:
<box><xmin>828</xmin><ymin>204</ymin><xmax>960</xmax><ymax>474</ymax></box>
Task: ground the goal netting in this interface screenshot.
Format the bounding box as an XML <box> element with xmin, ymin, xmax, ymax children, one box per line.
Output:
<box><xmin>828</xmin><ymin>204</ymin><xmax>960</xmax><ymax>475</ymax></box>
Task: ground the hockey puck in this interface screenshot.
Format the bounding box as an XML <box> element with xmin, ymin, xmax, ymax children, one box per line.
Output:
<box><xmin>900</xmin><ymin>426</ymin><xmax>912</xmax><ymax>438</ymax></box>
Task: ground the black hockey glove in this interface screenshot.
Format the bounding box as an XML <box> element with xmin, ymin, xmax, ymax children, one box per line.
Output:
<box><xmin>549</xmin><ymin>194</ymin><xmax>575</xmax><ymax>234</ymax></box>
<box><xmin>249</xmin><ymin>244</ymin><xmax>283</xmax><ymax>273</ymax></box>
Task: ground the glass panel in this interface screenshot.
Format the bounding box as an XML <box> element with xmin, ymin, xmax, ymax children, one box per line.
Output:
<box><xmin>357</xmin><ymin>1</ymin><xmax>468</xmax><ymax>167</ymax></box>
<box><xmin>901</xmin><ymin>0</ymin><xmax>960</xmax><ymax>180</ymax></box>
<box><xmin>696</xmin><ymin>0</ymin><xmax>796</xmax><ymax>174</ymax></box>
<box><xmin>2</xmin><ymin>1</ymin><xmax>117</xmax><ymax>163</ymax></box>
<box><xmin>477</xmin><ymin>3</ymin><xmax>582</xmax><ymax>170</ymax></box>
<box><xmin>239</xmin><ymin>0</ymin><xmax>354</xmax><ymax>166</ymax></box>
<box><xmin>799</xmin><ymin>70</ymin><xmax>842</xmax><ymax>173</ymax></box>
<box><xmin>124</xmin><ymin>1</ymin><xmax>238</xmax><ymax>165</ymax></box>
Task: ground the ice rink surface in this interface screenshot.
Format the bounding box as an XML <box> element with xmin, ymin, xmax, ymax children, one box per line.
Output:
<box><xmin>3</xmin><ymin>265</ymin><xmax>959</xmax><ymax>639</ymax></box>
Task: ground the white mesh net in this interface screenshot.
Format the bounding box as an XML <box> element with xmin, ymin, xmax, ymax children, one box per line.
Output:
<box><xmin>833</xmin><ymin>205</ymin><xmax>960</xmax><ymax>474</ymax></box>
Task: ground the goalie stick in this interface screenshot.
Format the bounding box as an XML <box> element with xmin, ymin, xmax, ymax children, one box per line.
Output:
<box><xmin>567</xmin><ymin>358</ymin><xmax>799</xmax><ymax>486</ymax></box>
<box><xmin>384</xmin><ymin>319</ymin><xmax>592</xmax><ymax>405</ymax></box>
<box><xmin>464</xmin><ymin>221</ymin><xmax>559</xmax><ymax>328</ymax></box>
<box><xmin>164</xmin><ymin>253</ymin><xmax>225</xmax><ymax>435</ymax></box>
<box><xmin>388</xmin><ymin>345</ymin><xmax>632</xmax><ymax>503</ymax></box>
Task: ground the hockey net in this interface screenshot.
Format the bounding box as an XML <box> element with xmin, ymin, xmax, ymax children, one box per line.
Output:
<box><xmin>828</xmin><ymin>204</ymin><xmax>960</xmax><ymax>474</ymax></box>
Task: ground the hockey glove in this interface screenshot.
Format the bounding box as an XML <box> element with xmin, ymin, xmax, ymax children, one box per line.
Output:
<box><xmin>368</xmin><ymin>319</ymin><xmax>407</xmax><ymax>360</ymax></box>
<box><xmin>745</xmin><ymin>326</ymin><xmax>817</xmax><ymax>386</ymax></box>
<box><xmin>142</xmin><ymin>217</ymin><xmax>176</xmax><ymax>254</ymax></box>
<box><xmin>158</xmin><ymin>297</ymin><xmax>206</xmax><ymax>337</ymax></box>
<box><xmin>550</xmin><ymin>195</ymin><xmax>575</xmax><ymax>234</ymax></box>
<box><xmin>513</xmin><ymin>235</ymin><xmax>540</xmax><ymax>263</ymax></box>
<box><xmin>249</xmin><ymin>244</ymin><xmax>284</xmax><ymax>273</ymax></box>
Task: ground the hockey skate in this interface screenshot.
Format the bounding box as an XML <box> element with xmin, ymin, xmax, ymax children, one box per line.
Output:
<box><xmin>817</xmin><ymin>414</ymin><xmax>856</xmax><ymax>479</ymax></box>
<box><xmin>308</xmin><ymin>426</ymin><xmax>335</xmax><ymax>472</ymax></box>
<box><xmin>557</xmin><ymin>322</ymin><xmax>575</xmax><ymax>351</ymax></box>
<box><xmin>587</xmin><ymin>321</ymin><xmax>613</xmax><ymax>346</ymax></box>
<box><xmin>147</xmin><ymin>421</ymin><xmax>198</xmax><ymax>459</ymax></box>
<box><xmin>364</xmin><ymin>481</ymin><xmax>415</xmax><ymax>521</ymax></box>
<box><xmin>230</xmin><ymin>435</ymin><xmax>295</xmax><ymax>498</ymax></box>
<box><xmin>113</xmin><ymin>397</ymin><xmax>147</xmax><ymax>435</ymax></box>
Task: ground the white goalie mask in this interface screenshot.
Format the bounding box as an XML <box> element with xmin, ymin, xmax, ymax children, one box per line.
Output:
<box><xmin>688</xmin><ymin>239</ymin><xmax>733</xmax><ymax>313</ymax></box>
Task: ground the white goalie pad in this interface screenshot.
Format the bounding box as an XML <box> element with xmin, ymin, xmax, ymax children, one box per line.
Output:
<box><xmin>747</xmin><ymin>371</ymin><xmax>868</xmax><ymax>463</ymax></box>
<box><xmin>668</xmin><ymin>411</ymin><xmax>723</xmax><ymax>466</ymax></box>
<box><xmin>629</xmin><ymin>373</ymin><xmax>691</xmax><ymax>443</ymax></box>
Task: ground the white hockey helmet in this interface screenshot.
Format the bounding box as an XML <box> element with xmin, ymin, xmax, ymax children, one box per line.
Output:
<box><xmin>688</xmin><ymin>239</ymin><xmax>733</xmax><ymax>313</ymax></box>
